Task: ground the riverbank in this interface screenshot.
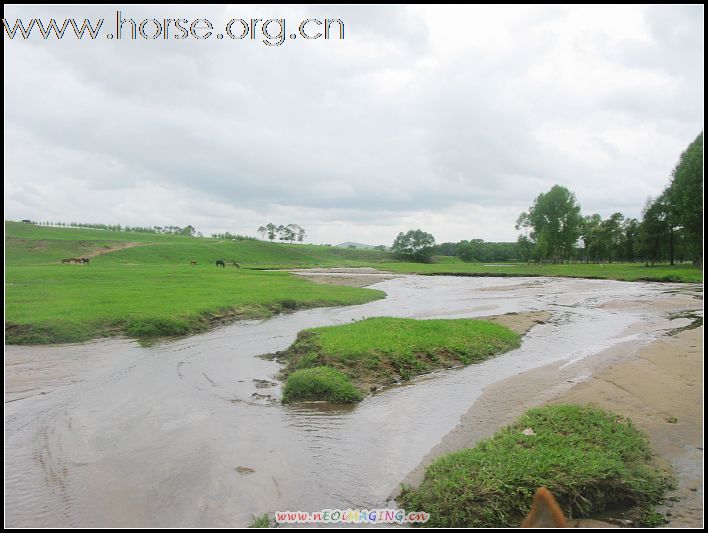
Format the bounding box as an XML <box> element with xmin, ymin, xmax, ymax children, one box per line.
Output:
<box><xmin>378</xmin><ymin>261</ymin><xmax>703</xmax><ymax>283</ymax></box>
<box><xmin>398</xmin><ymin>324</ymin><xmax>703</xmax><ymax>527</ymax></box>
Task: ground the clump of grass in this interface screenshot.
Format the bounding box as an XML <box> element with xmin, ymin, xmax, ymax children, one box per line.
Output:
<box><xmin>398</xmin><ymin>404</ymin><xmax>674</xmax><ymax>528</ymax></box>
<box><xmin>282</xmin><ymin>366</ymin><xmax>363</xmax><ymax>404</ymax></box>
<box><xmin>125</xmin><ymin>317</ymin><xmax>194</xmax><ymax>338</ymax></box>
<box><xmin>275</xmin><ymin>317</ymin><xmax>520</xmax><ymax>402</ymax></box>
<box><xmin>249</xmin><ymin>513</ymin><xmax>273</xmax><ymax>528</ymax></box>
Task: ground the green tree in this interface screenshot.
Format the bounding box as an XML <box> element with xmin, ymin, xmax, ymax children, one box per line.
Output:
<box><xmin>392</xmin><ymin>229</ymin><xmax>436</xmax><ymax>263</ymax></box>
<box><xmin>525</xmin><ymin>185</ymin><xmax>583</xmax><ymax>263</ymax></box>
<box><xmin>667</xmin><ymin>132</ymin><xmax>703</xmax><ymax>266</ymax></box>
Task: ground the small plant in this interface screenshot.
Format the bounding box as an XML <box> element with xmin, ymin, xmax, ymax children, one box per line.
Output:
<box><xmin>249</xmin><ymin>513</ymin><xmax>272</xmax><ymax>528</ymax></box>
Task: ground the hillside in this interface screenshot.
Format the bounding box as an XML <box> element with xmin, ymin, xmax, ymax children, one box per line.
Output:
<box><xmin>5</xmin><ymin>222</ymin><xmax>396</xmax><ymax>267</ymax></box>
<box><xmin>4</xmin><ymin>221</ymin><xmax>390</xmax><ymax>344</ymax></box>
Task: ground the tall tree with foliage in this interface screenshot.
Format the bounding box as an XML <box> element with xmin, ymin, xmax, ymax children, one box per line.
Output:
<box><xmin>667</xmin><ymin>132</ymin><xmax>703</xmax><ymax>266</ymax></box>
<box><xmin>525</xmin><ymin>185</ymin><xmax>583</xmax><ymax>263</ymax></box>
<box><xmin>392</xmin><ymin>229</ymin><xmax>436</xmax><ymax>263</ymax></box>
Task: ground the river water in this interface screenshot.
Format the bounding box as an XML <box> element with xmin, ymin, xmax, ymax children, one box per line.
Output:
<box><xmin>4</xmin><ymin>275</ymin><xmax>701</xmax><ymax>527</ymax></box>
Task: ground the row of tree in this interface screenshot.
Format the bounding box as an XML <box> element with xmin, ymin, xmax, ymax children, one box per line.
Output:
<box><xmin>23</xmin><ymin>221</ymin><xmax>202</xmax><ymax>236</ymax></box>
<box><xmin>210</xmin><ymin>232</ymin><xmax>256</xmax><ymax>240</ymax></box>
<box><xmin>435</xmin><ymin>240</ymin><xmax>519</xmax><ymax>262</ymax></box>
<box><xmin>515</xmin><ymin>133</ymin><xmax>703</xmax><ymax>266</ymax></box>
<box><xmin>257</xmin><ymin>223</ymin><xmax>307</xmax><ymax>244</ymax></box>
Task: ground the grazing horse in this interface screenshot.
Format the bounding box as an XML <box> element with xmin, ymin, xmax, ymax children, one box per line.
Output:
<box><xmin>216</xmin><ymin>259</ymin><xmax>226</xmax><ymax>268</ymax></box>
<box><xmin>81</xmin><ymin>257</ymin><xmax>90</xmax><ymax>264</ymax></box>
<box><xmin>190</xmin><ymin>260</ymin><xmax>198</xmax><ymax>265</ymax></box>
<box><xmin>232</xmin><ymin>262</ymin><xmax>240</xmax><ymax>268</ymax></box>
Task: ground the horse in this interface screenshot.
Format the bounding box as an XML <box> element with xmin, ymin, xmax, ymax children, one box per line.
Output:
<box><xmin>216</xmin><ymin>259</ymin><xmax>226</xmax><ymax>268</ymax></box>
<box><xmin>81</xmin><ymin>257</ymin><xmax>90</xmax><ymax>264</ymax></box>
<box><xmin>190</xmin><ymin>260</ymin><xmax>198</xmax><ymax>265</ymax></box>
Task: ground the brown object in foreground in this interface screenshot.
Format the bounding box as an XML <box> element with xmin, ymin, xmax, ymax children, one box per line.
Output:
<box><xmin>521</xmin><ymin>487</ymin><xmax>618</xmax><ymax>528</ymax></box>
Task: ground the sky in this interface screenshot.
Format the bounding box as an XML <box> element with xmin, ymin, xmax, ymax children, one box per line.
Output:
<box><xmin>4</xmin><ymin>5</ymin><xmax>704</xmax><ymax>245</ymax></box>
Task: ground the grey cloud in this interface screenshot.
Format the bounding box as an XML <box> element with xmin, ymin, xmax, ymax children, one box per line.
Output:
<box><xmin>4</xmin><ymin>5</ymin><xmax>703</xmax><ymax>243</ymax></box>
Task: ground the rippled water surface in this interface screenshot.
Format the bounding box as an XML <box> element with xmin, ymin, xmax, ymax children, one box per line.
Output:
<box><xmin>5</xmin><ymin>275</ymin><xmax>701</xmax><ymax>526</ymax></box>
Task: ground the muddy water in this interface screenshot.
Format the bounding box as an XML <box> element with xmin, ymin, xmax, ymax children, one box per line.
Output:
<box><xmin>4</xmin><ymin>276</ymin><xmax>701</xmax><ymax>527</ymax></box>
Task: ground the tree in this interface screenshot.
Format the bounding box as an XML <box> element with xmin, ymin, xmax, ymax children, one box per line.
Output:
<box><xmin>180</xmin><ymin>225</ymin><xmax>196</xmax><ymax>237</ymax></box>
<box><xmin>257</xmin><ymin>226</ymin><xmax>267</xmax><ymax>240</ymax></box>
<box><xmin>392</xmin><ymin>229</ymin><xmax>436</xmax><ymax>262</ymax></box>
<box><xmin>266</xmin><ymin>223</ymin><xmax>277</xmax><ymax>242</ymax></box>
<box><xmin>667</xmin><ymin>132</ymin><xmax>703</xmax><ymax>266</ymax></box>
<box><xmin>525</xmin><ymin>185</ymin><xmax>582</xmax><ymax>263</ymax></box>
<box><xmin>639</xmin><ymin>194</ymin><xmax>670</xmax><ymax>266</ymax></box>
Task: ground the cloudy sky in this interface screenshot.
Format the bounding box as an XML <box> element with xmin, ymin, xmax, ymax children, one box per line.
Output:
<box><xmin>4</xmin><ymin>5</ymin><xmax>704</xmax><ymax>245</ymax></box>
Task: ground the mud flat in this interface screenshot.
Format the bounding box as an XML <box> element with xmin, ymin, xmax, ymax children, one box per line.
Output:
<box><xmin>290</xmin><ymin>267</ymin><xmax>401</xmax><ymax>287</ymax></box>
<box><xmin>399</xmin><ymin>298</ymin><xmax>703</xmax><ymax>527</ymax></box>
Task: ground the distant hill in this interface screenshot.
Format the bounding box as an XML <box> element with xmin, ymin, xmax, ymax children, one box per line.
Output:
<box><xmin>335</xmin><ymin>242</ymin><xmax>388</xmax><ymax>250</ymax></box>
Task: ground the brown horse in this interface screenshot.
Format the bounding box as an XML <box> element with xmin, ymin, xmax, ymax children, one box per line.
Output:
<box><xmin>190</xmin><ymin>260</ymin><xmax>198</xmax><ymax>265</ymax></box>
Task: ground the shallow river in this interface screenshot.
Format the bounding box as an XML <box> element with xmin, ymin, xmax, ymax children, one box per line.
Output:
<box><xmin>4</xmin><ymin>275</ymin><xmax>701</xmax><ymax>526</ymax></box>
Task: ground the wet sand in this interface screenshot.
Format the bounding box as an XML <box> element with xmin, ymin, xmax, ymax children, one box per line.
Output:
<box><xmin>289</xmin><ymin>267</ymin><xmax>401</xmax><ymax>287</ymax></box>
<box><xmin>399</xmin><ymin>313</ymin><xmax>703</xmax><ymax>527</ymax></box>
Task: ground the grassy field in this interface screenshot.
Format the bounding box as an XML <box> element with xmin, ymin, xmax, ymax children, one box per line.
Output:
<box><xmin>277</xmin><ymin>317</ymin><xmax>521</xmax><ymax>403</ymax></box>
<box><xmin>398</xmin><ymin>404</ymin><xmax>673</xmax><ymax>527</ymax></box>
<box><xmin>5</xmin><ymin>221</ymin><xmax>702</xmax><ymax>345</ymax></box>
<box><xmin>379</xmin><ymin>261</ymin><xmax>703</xmax><ymax>283</ymax></box>
<box><xmin>5</xmin><ymin>222</ymin><xmax>388</xmax><ymax>344</ymax></box>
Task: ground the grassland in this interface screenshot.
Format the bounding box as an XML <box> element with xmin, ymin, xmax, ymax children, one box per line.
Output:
<box><xmin>5</xmin><ymin>222</ymin><xmax>388</xmax><ymax>344</ymax></box>
<box><xmin>276</xmin><ymin>317</ymin><xmax>521</xmax><ymax>403</ymax></box>
<box><xmin>5</xmin><ymin>221</ymin><xmax>701</xmax><ymax>345</ymax></box>
<box><xmin>398</xmin><ymin>404</ymin><xmax>674</xmax><ymax>528</ymax></box>
<box><xmin>380</xmin><ymin>261</ymin><xmax>703</xmax><ymax>283</ymax></box>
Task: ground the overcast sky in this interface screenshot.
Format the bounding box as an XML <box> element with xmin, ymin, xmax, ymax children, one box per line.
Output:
<box><xmin>4</xmin><ymin>5</ymin><xmax>704</xmax><ymax>245</ymax></box>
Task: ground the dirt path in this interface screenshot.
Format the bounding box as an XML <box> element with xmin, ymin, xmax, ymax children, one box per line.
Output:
<box><xmin>81</xmin><ymin>241</ymin><xmax>146</xmax><ymax>258</ymax></box>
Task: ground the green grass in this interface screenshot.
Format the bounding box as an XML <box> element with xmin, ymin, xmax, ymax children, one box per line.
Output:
<box><xmin>398</xmin><ymin>404</ymin><xmax>674</xmax><ymax>528</ymax></box>
<box><xmin>5</xmin><ymin>221</ymin><xmax>388</xmax><ymax>344</ymax></box>
<box><xmin>6</xmin><ymin>220</ymin><xmax>701</xmax><ymax>345</ymax></box>
<box><xmin>248</xmin><ymin>514</ymin><xmax>273</xmax><ymax>528</ymax></box>
<box><xmin>5</xmin><ymin>221</ymin><xmax>396</xmax><ymax>268</ymax></box>
<box><xmin>378</xmin><ymin>261</ymin><xmax>703</xmax><ymax>283</ymax></box>
<box><xmin>282</xmin><ymin>366</ymin><xmax>364</xmax><ymax>404</ymax></box>
<box><xmin>276</xmin><ymin>317</ymin><xmax>521</xmax><ymax>402</ymax></box>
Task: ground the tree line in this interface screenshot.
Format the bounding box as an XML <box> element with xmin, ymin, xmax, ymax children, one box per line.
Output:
<box><xmin>22</xmin><ymin>221</ymin><xmax>203</xmax><ymax>236</ymax></box>
<box><xmin>257</xmin><ymin>223</ymin><xmax>307</xmax><ymax>244</ymax></box>
<box><xmin>391</xmin><ymin>133</ymin><xmax>702</xmax><ymax>266</ymax></box>
<box><xmin>515</xmin><ymin>133</ymin><xmax>702</xmax><ymax>267</ymax></box>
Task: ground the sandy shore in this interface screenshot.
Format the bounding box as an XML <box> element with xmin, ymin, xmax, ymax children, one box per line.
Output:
<box><xmin>397</xmin><ymin>325</ymin><xmax>703</xmax><ymax>527</ymax></box>
<box><xmin>289</xmin><ymin>267</ymin><xmax>401</xmax><ymax>287</ymax></box>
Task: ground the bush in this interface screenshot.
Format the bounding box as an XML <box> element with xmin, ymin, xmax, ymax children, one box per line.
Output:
<box><xmin>282</xmin><ymin>366</ymin><xmax>364</xmax><ymax>404</ymax></box>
